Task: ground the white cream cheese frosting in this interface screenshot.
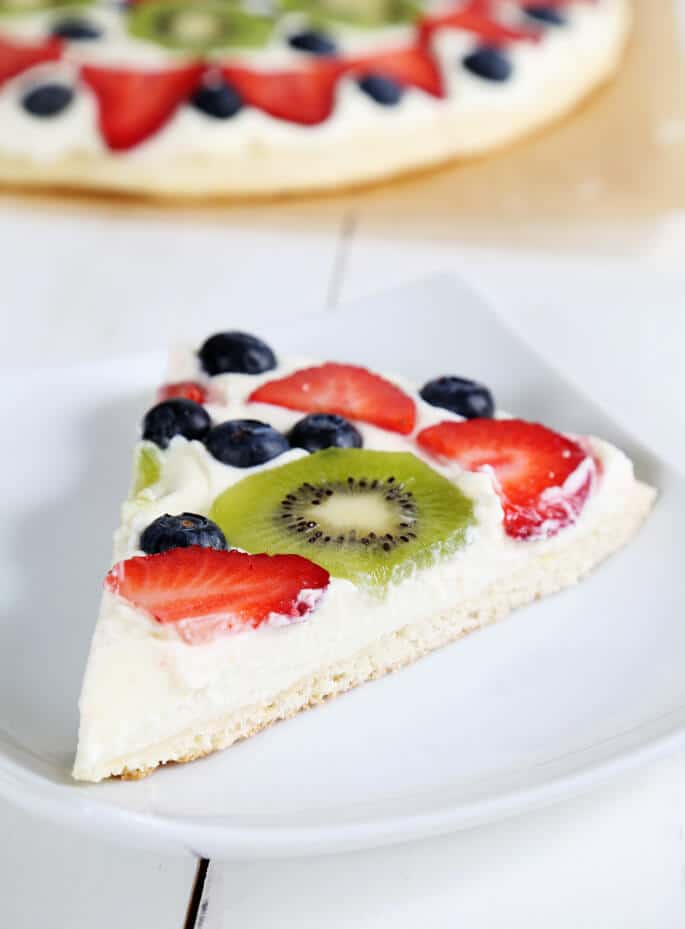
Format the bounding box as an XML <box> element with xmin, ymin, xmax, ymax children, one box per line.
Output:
<box><xmin>73</xmin><ymin>347</ymin><xmax>645</xmax><ymax>779</ymax></box>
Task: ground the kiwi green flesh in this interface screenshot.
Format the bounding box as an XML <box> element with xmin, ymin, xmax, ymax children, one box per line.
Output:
<box><xmin>0</xmin><ymin>0</ymin><xmax>91</xmax><ymax>14</ymax></box>
<box><xmin>210</xmin><ymin>448</ymin><xmax>475</xmax><ymax>589</ymax></box>
<box><xmin>281</xmin><ymin>0</ymin><xmax>421</xmax><ymax>28</ymax></box>
<box><xmin>128</xmin><ymin>1</ymin><xmax>274</xmax><ymax>52</ymax></box>
<box><xmin>131</xmin><ymin>444</ymin><xmax>161</xmax><ymax>497</ymax></box>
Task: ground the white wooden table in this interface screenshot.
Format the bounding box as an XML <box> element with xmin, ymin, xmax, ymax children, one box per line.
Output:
<box><xmin>3</xmin><ymin>197</ymin><xmax>685</xmax><ymax>927</ymax></box>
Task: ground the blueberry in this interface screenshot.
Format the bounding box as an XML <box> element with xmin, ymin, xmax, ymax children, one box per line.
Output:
<box><xmin>289</xmin><ymin>413</ymin><xmax>362</xmax><ymax>453</ymax></box>
<box><xmin>205</xmin><ymin>419</ymin><xmax>289</xmax><ymax>468</ymax></box>
<box><xmin>142</xmin><ymin>398</ymin><xmax>211</xmax><ymax>449</ymax></box>
<box><xmin>51</xmin><ymin>18</ymin><xmax>102</xmax><ymax>40</ymax></box>
<box><xmin>357</xmin><ymin>73</ymin><xmax>404</xmax><ymax>106</ymax></box>
<box><xmin>420</xmin><ymin>376</ymin><xmax>495</xmax><ymax>419</ymax></box>
<box><xmin>191</xmin><ymin>80</ymin><xmax>243</xmax><ymax>120</ymax></box>
<box><xmin>523</xmin><ymin>5</ymin><xmax>566</xmax><ymax>25</ymax></box>
<box><xmin>288</xmin><ymin>29</ymin><xmax>337</xmax><ymax>55</ymax></box>
<box><xmin>462</xmin><ymin>46</ymin><xmax>512</xmax><ymax>82</ymax></box>
<box><xmin>198</xmin><ymin>331</ymin><xmax>276</xmax><ymax>376</ymax></box>
<box><xmin>22</xmin><ymin>83</ymin><xmax>74</xmax><ymax>118</ymax></box>
<box><xmin>140</xmin><ymin>512</ymin><xmax>227</xmax><ymax>555</ymax></box>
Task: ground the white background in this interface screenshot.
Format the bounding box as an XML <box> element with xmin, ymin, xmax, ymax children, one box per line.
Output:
<box><xmin>3</xmin><ymin>5</ymin><xmax>685</xmax><ymax>924</ymax></box>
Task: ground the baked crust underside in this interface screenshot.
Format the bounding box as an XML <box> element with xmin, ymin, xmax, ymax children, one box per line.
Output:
<box><xmin>75</xmin><ymin>479</ymin><xmax>654</xmax><ymax>783</ymax></box>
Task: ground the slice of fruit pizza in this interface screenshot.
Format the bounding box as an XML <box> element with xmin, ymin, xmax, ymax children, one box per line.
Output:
<box><xmin>73</xmin><ymin>332</ymin><xmax>655</xmax><ymax>782</ymax></box>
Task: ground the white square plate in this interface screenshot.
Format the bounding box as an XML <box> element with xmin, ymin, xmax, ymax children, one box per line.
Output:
<box><xmin>0</xmin><ymin>276</ymin><xmax>681</xmax><ymax>860</ymax></box>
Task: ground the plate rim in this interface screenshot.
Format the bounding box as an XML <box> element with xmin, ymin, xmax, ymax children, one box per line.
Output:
<box><xmin>1</xmin><ymin>708</ymin><xmax>685</xmax><ymax>859</ymax></box>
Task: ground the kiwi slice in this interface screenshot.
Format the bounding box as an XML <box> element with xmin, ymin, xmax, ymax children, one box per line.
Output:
<box><xmin>280</xmin><ymin>0</ymin><xmax>421</xmax><ymax>29</ymax></box>
<box><xmin>210</xmin><ymin>448</ymin><xmax>474</xmax><ymax>588</ymax></box>
<box><xmin>128</xmin><ymin>1</ymin><xmax>274</xmax><ymax>53</ymax></box>
<box><xmin>131</xmin><ymin>444</ymin><xmax>161</xmax><ymax>498</ymax></box>
<box><xmin>0</xmin><ymin>0</ymin><xmax>91</xmax><ymax>14</ymax></box>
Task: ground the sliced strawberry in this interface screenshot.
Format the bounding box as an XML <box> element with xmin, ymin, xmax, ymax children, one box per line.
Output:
<box><xmin>249</xmin><ymin>363</ymin><xmax>416</xmax><ymax>435</ymax></box>
<box><xmin>343</xmin><ymin>44</ymin><xmax>444</xmax><ymax>98</ymax></box>
<box><xmin>157</xmin><ymin>381</ymin><xmax>208</xmax><ymax>405</ymax></box>
<box><xmin>0</xmin><ymin>36</ymin><xmax>62</xmax><ymax>87</ymax></box>
<box><xmin>105</xmin><ymin>547</ymin><xmax>330</xmax><ymax>644</ymax></box>
<box><xmin>417</xmin><ymin>418</ymin><xmax>596</xmax><ymax>540</ymax></box>
<box><xmin>220</xmin><ymin>60</ymin><xmax>342</xmax><ymax>126</ymax></box>
<box><xmin>81</xmin><ymin>64</ymin><xmax>204</xmax><ymax>151</ymax></box>
<box><xmin>419</xmin><ymin>0</ymin><xmax>540</xmax><ymax>46</ymax></box>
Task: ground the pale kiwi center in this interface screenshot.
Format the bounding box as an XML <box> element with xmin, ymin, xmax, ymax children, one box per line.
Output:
<box><xmin>304</xmin><ymin>493</ymin><xmax>396</xmax><ymax>536</ymax></box>
<box><xmin>278</xmin><ymin>477</ymin><xmax>418</xmax><ymax>552</ymax></box>
<box><xmin>171</xmin><ymin>9</ymin><xmax>222</xmax><ymax>42</ymax></box>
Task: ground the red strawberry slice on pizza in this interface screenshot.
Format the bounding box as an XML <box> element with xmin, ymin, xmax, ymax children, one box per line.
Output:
<box><xmin>343</xmin><ymin>44</ymin><xmax>444</xmax><ymax>98</ymax></box>
<box><xmin>249</xmin><ymin>362</ymin><xmax>417</xmax><ymax>435</ymax></box>
<box><xmin>157</xmin><ymin>381</ymin><xmax>209</xmax><ymax>405</ymax></box>
<box><xmin>420</xmin><ymin>0</ymin><xmax>540</xmax><ymax>46</ymax></box>
<box><xmin>417</xmin><ymin>418</ymin><xmax>597</xmax><ymax>540</ymax></box>
<box><xmin>0</xmin><ymin>36</ymin><xmax>62</xmax><ymax>87</ymax></box>
<box><xmin>105</xmin><ymin>547</ymin><xmax>330</xmax><ymax>644</ymax></box>
<box><xmin>81</xmin><ymin>63</ymin><xmax>205</xmax><ymax>151</ymax></box>
<box><xmin>220</xmin><ymin>60</ymin><xmax>342</xmax><ymax>126</ymax></box>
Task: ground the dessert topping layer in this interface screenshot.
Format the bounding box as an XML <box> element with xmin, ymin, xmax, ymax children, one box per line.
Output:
<box><xmin>104</xmin><ymin>329</ymin><xmax>622</xmax><ymax>648</ymax></box>
<box><xmin>0</xmin><ymin>0</ymin><xmax>619</xmax><ymax>156</ymax></box>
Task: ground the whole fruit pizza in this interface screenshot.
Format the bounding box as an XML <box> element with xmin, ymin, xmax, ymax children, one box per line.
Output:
<box><xmin>73</xmin><ymin>329</ymin><xmax>654</xmax><ymax>782</ymax></box>
<box><xmin>0</xmin><ymin>0</ymin><xmax>630</xmax><ymax>197</ymax></box>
